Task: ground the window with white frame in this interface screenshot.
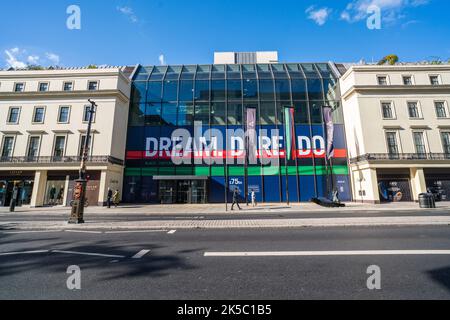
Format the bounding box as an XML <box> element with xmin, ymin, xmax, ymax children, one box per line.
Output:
<box><xmin>382</xmin><ymin>102</ymin><xmax>395</xmax><ymax>119</ymax></box>
<box><xmin>1</xmin><ymin>136</ymin><xmax>15</xmax><ymax>158</ymax></box>
<box><xmin>58</xmin><ymin>106</ymin><xmax>71</xmax><ymax>123</ymax></box>
<box><xmin>377</xmin><ymin>76</ymin><xmax>388</xmax><ymax>86</ymax></box>
<box><xmin>83</xmin><ymin>105</ymin><xmax>96</xmax><ymax>122</ymax></box>
<box><xmin>386</xmin><ymin>132</ymin><xmax>399</xmax><ymax>155</ymax></box>
<box><xmin>39</xmin><ymin>82</ymin><xmax>49</xmax><ymax>92</ymax></box>
<box><xmin>413</xmin><ymin>131</ymin><xmax>427</xmax><ymax>155</ymax></box>
<box><xmin>33</xmin><ymin>106</ymin><xmax>45</xmax><ymax>123</ymax></box>
<box><xmin>79</xmin><ymin>135</ymin><xmax>93</xmax><ymax>157</ymax></box>
<box><xmin>403</xmin><ymin>76</ymin><xmax>413</xmax><ymax>85</ymax></box>
<box><xmin>14</xmin><ymin>83</ymin><xmax>25</xmax><ymax>92</ymax></box>
<box><xmin>7</xmin><ymin>107</ymin><xmax>21</xmax><ymax>124</ymax></box>
<box><xmin>53</xmin><ymin>136</ymin><xmax>66</xmax><ymax>157</ymax></box>
<box><xmin>88</xmin><ymin>81</ymin><xmax>98</xmax><ymax>91</ymax></box>
<box><xmin>441</xmin><ymin>132</ymin><xmax>450</xmax><ymax>155</ymax></box>
<box><xmin>63</xmin><ymin>82</ymin><xmax>73</xmax><ymax>91</ymax></box>
<box><xmin>27</xmin><ymin>136</ymin><xmax>41</xmax><ymax>158</ymax></box>
<box><xmin>435</xmin><ymin>101</ymin><xmax>448</xmax><ymax>118</ymax></box>
<box><xmin>407</xmin><ymin>102</ymin><xmax>421</xmax><ymax>119</ymax></box>
<box><xmin>430</xmin><ymin>75</ymin><xmax>440</xmax><ymax>86</ymax></box>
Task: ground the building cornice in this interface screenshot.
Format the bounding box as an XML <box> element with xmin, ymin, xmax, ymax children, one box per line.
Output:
<box><xmin>342</xmin><ymin>85</ymin><xmax>450</xmax><ymax>100</ymax></box>
<box><xmin>342</xmin><ymin>64</ymin><xmax>450</xmax><ymax>80</ymax></box>
<box><xmin>0</xmin><ymin>89</ymin><xmax>130</xmax><ymax>103</ymax></box>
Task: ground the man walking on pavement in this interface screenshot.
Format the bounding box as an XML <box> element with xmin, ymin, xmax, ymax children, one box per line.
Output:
<box><xmin>107</xmin><ymin>188</ymin><xmax>113</xmax><ymax>208</ymax></box>
<box><xmin>231</xmin><ymin>187</ymin><xmax>242</xmax><ymax>211</ymax></box>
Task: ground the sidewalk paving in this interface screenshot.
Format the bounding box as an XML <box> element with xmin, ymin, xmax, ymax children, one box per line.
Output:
<box><xmin>2</xmin><ymin>201</ymin><xmax>450</xmax><ymax>215</ymax></box>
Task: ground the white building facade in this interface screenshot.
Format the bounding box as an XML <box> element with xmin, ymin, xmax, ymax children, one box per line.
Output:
<box><xmin>340</xmin><ymin>64</ymin><xmax>450</xmax><ymax>203</ymax></box>
<box><xmin>0</xmin><ymin>67</ymin><xmax>132</xmax><ymax>207</ymax></box>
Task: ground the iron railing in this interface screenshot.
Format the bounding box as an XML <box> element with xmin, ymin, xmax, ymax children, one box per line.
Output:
<box><xmin>351</xmin><ymin>153</ymin><xmax>450</xmax><ymax>163</ymax></box>
<box><xmin>0</xmin><ymin>155</ymin><xmax>124</xmax><ymax>166</ymax></box>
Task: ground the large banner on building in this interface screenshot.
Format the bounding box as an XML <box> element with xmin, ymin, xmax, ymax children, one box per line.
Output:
<box><xmin>323</xmin><ymin>106</ymin><xmax>335</xmax><ymax>160</ymax></box>
<box><xmin>246</xmin><ymin>107</ymin><xmax>257</xmax><ymax>165</ymax></box>
<box><xmin>284</xmin><ymin>107</ymin><xmax>297</xmax><ymax>161</ymax></box>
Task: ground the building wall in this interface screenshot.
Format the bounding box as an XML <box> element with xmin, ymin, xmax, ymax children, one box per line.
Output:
<box><xmin>0</xmin><ymin>67</ymin><xmax>131</xmax><ymax>207</ymax></box>
<box><xmin>341</xmin><ymin>64</ymin><xmax>450</xmax><ymax>203</ymax></box>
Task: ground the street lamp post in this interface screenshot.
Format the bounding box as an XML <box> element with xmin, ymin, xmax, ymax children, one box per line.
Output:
<box><xmin>68</xmin><ymin>99</ymin><xmax>97</xmax><ymax>224</ymax></box>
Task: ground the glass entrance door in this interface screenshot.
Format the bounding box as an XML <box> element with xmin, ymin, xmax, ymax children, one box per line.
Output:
<box><xmin>158</xmin><ymin>180</ymin><xmax>207</xmax><ymax>204</ymax></box>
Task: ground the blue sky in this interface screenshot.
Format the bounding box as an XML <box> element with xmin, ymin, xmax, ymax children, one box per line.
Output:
<box><xmin>1</xmin><ymin>0</ymin><xmax>449</xmax><ymax>68</ymax></box>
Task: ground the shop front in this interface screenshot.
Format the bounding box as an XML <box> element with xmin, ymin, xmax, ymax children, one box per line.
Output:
<box><xmin>377</xmin><ymin>170</ymin><xmax>413</xmax><ymax>202</ymax></box>
<box><xmin>425</xmin><ymin>168</ymin><xmax>450</xmax><ymax>201</ymax></box>
<box><xmin>155</xmin><ymin>176</ymin><xmax>208</xmax><ymax>204</ymax></box>
<box><xmin>0</xmin><ymin>171</ymin><xmax>35</xmax><ymax>207</ymax></box>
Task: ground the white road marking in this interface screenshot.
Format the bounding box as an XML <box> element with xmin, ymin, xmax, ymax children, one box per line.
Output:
<box><xmin>204</xmin><ymin>250</ymin><xmax>450</xmax><ymax>257</ymax></box>
<box><xmin>104</xmin><ymin>230</ymin><xmax>167</xmax><ymax>234</ymax></box>
<box><xmin>1</xmin><ymin>230</ymin><xmax>62</xmax><ymax>234</ymax></box>
<box><xmin>51</xmin><ymin>250</ymin><xmax>125</xmax><ymax>258</ymax></box>
<box><xmin>167</xmin><ymin>230</ymin><xmax>177</xmax><ymax>234</ymax></box>
<box><xmin>132</xmin><ymin>249</ymin><xmax>151</xmax><ymax>259</ymax></box>
<box><xmin>0</xmin><ymin>250</ymin><xmax>49</xmax><ymax>256</ymax></box>
<box><xmin>64</xmin><ymin>230</ymin><xmax>103</xmax><ymax>234</ymax></box>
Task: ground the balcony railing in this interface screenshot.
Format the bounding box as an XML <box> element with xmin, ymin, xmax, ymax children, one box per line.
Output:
<box><xmin>0</xmin><ymin>155</ymin><xmax>124</xmax><ymax>166</ymax></box>
<box><xmin>351</xmin><ymin>153</ymin><xmax>450</xmax><ymax>163</ymax></box>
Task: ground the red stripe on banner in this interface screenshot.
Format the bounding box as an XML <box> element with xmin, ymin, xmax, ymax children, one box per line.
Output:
<box><xmin>127</xmin><ymin>149</ymin><xmax>348</xmax><ymax>160</ymax></box>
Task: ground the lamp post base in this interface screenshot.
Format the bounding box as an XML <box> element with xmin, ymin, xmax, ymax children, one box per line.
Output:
<box><xmin>68</xmin><ymin>179</ymin><xmax>87</xmax><ymax>224</ymax></box>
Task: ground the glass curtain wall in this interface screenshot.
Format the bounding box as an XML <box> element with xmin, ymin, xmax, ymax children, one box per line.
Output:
<box><xmin>124</xmin><ymin>63</ymin><xmax>350</xmax><ymax>203</ymax></box>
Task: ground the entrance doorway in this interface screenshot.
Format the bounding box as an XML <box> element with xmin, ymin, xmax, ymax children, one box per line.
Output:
<box><xmin>158</xmin><ymin>180</ymin><xmax>207</xmax><ymax>204</ymax></box>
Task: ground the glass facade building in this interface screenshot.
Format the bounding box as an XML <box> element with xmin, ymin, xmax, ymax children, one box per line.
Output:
<box><xmin>124</xmin><ymin>63</ymin><xmax>351</xmax><ymax>204</ymax></box>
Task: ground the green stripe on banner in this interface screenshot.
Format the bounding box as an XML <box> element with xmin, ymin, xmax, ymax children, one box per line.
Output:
<box><xmin>125</xmin><ymin>166</ymin><xmax>349</xmax><ymax>177</ymax></box>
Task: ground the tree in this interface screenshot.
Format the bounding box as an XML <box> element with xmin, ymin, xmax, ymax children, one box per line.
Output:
<box><xmin>26</xmin><ymin>64</ymin><xmax>45</xmax><ymax>70</ymax></box>
<box><xmin>87</xmin><ymin>64</ymin><xmax>98</xmax><ymax>69</ymax></box>
<box><xmin>377</xmin><ymin>55</ymin><xmax>399</xmax><ymax>65</ymax></box>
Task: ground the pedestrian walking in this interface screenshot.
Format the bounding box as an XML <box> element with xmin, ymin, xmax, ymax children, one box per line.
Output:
<box><xmin>112</xmin><ymin>189</ymin><xmax>120</xmax><ymax>208</ymax></box>
<box><xmin>107</xmin><ymin>188</ymin><xmax>113</xmax><ymax>208</ymax></box>
<box><xmin>251</xmin><ymin>189</ymin><xmax>257</xmax><ymax>207</ymax></box>
<box><xmin>231</xmin><ymin>188</ymin><xmax>242</xmax><ymax>211</ymax></box>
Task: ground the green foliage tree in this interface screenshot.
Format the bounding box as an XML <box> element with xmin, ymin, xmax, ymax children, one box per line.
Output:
<box><xmin>87</xmin><ymin>64</ymin><xmax>98</xmax><ymax>69</ymax></box>
<box><xmin>377</xmin><ymin>55</ymin><xmax>399</xmax><ymax>65</ymax></box>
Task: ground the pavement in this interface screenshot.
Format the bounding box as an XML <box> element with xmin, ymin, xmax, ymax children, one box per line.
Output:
<box><xmin>2</xmin><ymin>226</ymin><xmax>450</xmax><ymax>299</ymax></box>
<box><xmin>0</xmin><ymin>202</ymin><xmax>450</xmax><ymax>231</ymax></box>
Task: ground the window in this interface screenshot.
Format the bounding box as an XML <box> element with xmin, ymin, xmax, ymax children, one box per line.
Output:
<box><xmin>408</xmin><ymin>102</ymin><xmax>420</xmax><ymax>119</ymax></box>
<box><xmin>145</xmin><ymin>103</ymin><xmax>162</xmax><ymax>126</ymax></box>
<box><xmin>83</xmin><ymin>105</ymin><xmax>95</xmax><ymax>123</ymax></box>
<box><xmin>163</xmin><ymin>80</ymin><xmax>178</xmax><ymax>101</ymax></box>
<box><xmin>27</xmin><ymin>136</ymin><xmax>41</xmax><ymax>158</ymax></box>
<box><xmin>7</xmin><ymin>107</ymin><xmax>21</xmax><ymax>124</ymax></box>
<box><xmin>403</xmin><ymin>76</ymin><xmax>413</xmax><ymax>85</ymax></box>
<box><xmin>377</xmin><ymin>76</ymin><xmax>388</xmax><ymax>86</ymax></box>
<box><xmin>177</xmin><ymin>102</ymin><xmax>194</xmax><ymax>126</ymax></box>
<box><xmin>194</xmin><ymin>102</ymin><xmax>209</xmax><ymax>124</ymax></box>
<box><xmin>147</xmin><ymin>81</ymin><xmax>162</xmax><ymax>102</ymax></box>
<box><xmin>435</xmin><ymin>102</ymin><xmax>448</xmax><ymax>118</ymax></box>
<box><xmin>88</xmin><ymin>81</ymin><xmax>98</xmax><ymax>91</ymax></box>
<box><xmin>227</xmin><ymin>103</ymin><xmax>242</xmax><ymax>125</ymax></box>
<box><xmin>63</xmin><ymin>82</ymin><xmax>73</xmax><ymax>91</ymax></box>
<box><xmin>382</xmin><ymin>102</ymin><xmax>394</xmax><ymax>119</ymax></box>
<box><xmin>33</xmin><ymin>107</ymin><xmax>45</xmax><ymax>123</ymax></box>
<box><xmin>58</xmin><ymin>106</ymin><xmax>70</xmax><ymax>123</ymax></box>
<box><xmin>39</xmin><ymin>82</ymin><xmax>49</xmax><ymax>92</ymax></box>
<box><xmin>413</xmin><ymin>132</ymin><xmax>426</xmax><ymax>155</ymax></box>
<box><xmin>179</xmin><ymin>80</ymin><xmax>194</xmax><ymax>101</ymax></box>
<box><xmin>79</xmin><ymin>135</ymin><xmax>92</xmax><ymax>157</ymax></box>
<box><xmin>430</xmin><ymin>75</ymin><xmax>440</xmax><ymax>86</ymax></box>
<box><xmin>386</xmin><ymin>132</ymin><xmax>399</xmax><ymax>156</ymax></box>
<box><xmin>194</xmin><ymin>80</ymin><xmax>209</xmax><ymax>101</ymax></box>
<box><xmin>259</xmin><ymin>102</ymin><xmax>276</xmax><ymax>125</ymax></box>
<box><xmin>53</xmin><ymin>136</ymin><xmax>66</xmax><ymax>157</ymax></box>
<box><xmin>14</xmin><ymin>83</ymin><xmax>25</xmax><ymax>92</ymax></box>
<box><xmin>441</xmin><ymin>132</ymin><xmax>450</xmax><ymax>155</ymax></box>
<box><xmin>211</xmin><ymin>102</ymin><xmax>226</xmax><ymax>125</ymax></box>
<box><xmin>243</xmin><ymin>78</ymin><xmax>258</xmax><ymax>100</ymax></box>
<box><xmin>1</xmin><ymin>136</ymin><xmax>15</xmax><ymax>158</ymax></box>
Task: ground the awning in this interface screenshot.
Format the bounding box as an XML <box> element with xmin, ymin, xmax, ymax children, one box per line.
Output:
<box><xmin>153</xmin><ymin>176</ymin><xmax>209</xmax><ymax>181</ymax></box>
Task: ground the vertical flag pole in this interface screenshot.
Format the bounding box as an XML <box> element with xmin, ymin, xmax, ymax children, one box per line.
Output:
<box><xmin>283</xmin><ymin>106</ymin><xmax>295</xmax><ymax>206</ymax></box>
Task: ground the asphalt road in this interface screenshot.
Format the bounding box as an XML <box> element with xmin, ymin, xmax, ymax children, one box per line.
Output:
<box><xmin>1</xmin><ymin>226</ymin><xmax>450</xmax><ymax>300</ymax></box>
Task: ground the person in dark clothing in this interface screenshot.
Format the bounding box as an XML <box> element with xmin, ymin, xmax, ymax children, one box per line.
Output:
<box><xmin>107</xmin><ymin>188</ymin><xmax>113</xmax><ymax>208</ymax></box>
<box><xmin>231</xmin><ymin>188</ymin><xmax>242</xmax><ymax>211</ymax></box>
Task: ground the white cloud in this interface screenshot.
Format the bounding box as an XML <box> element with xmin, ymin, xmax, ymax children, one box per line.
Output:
<box><xmin>27</xmin><ymin>55</ymin><xmax>40</xmax><ymax>64</ymax></box>
<box><xmin>306</xmin><ymin>6</ymin><xmax>332</xmax><ymax>26</ymax></box>
<box><xmin>117</xmin><ymin>6</ymin><xmax>138</xmax><ymax>23</ymax></box>
<box><xmin>46</xmin><ymin>52</ymin><xmax>60</xmax><ymax>65</ymax></box>
<box><xmin>5</xmin><ymin>48</ymin><xmax>27</xmax><ymax>69</ymax></box>
<box><xmin>340</xmin><ymin>0</ymin><xmax>430</xmax><ymax>24</ymax></box>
